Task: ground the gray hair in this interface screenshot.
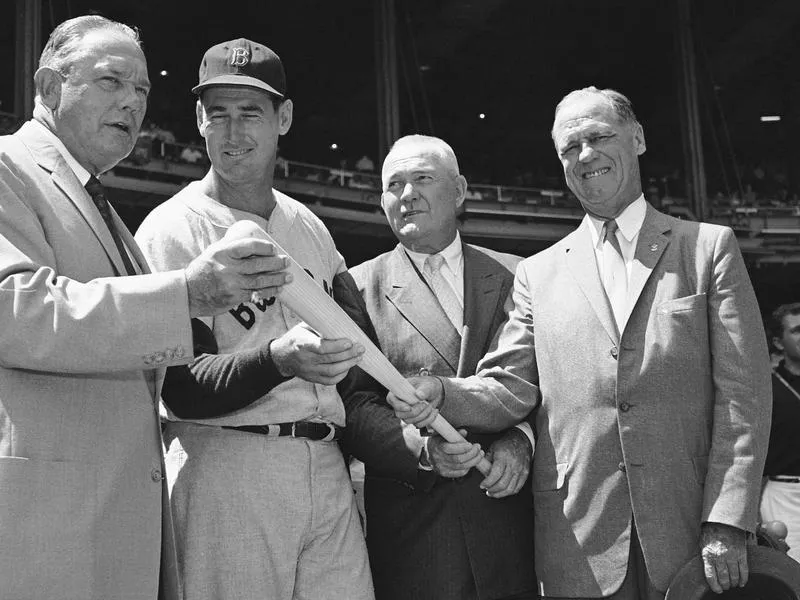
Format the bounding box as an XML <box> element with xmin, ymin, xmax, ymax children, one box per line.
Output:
<box><xmin>552</xmin><ymin>86</ymin><xmax>640</xmax><ymax>137</ymax></box>
<box><xmin>385</xmin><ymin>134</ymin><xmax>461</xmax><ymax>178</ymax></box>
<box><xmin>38</xmin><ymin>15</ymin><xmax>141</xmax><ymax>77</ymax></box>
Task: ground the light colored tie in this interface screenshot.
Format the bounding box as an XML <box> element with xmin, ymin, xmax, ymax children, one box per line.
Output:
<box><xmin>601</xmin><ymin>219</ymin><xmax>628</xmax><ymax>332</ymax></box>
<box><xmin>423</xmin><ymin>254</ymin><xmax>463</xmax><ymax>333</ymax></box>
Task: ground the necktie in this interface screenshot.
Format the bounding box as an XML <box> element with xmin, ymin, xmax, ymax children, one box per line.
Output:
<box><xmin>423</xmin><ymin>254</ymin><xmax>463</xmax><ymax>333</ymax></box>
<box><xmin>601</xmin><ymin>219</ymin><xmax>628</xmax><ymax>332</ymax></box>
<box><xmin>85</xmin><ymin>176</ymin><xmax>137</xmax><ymax>276</ymax></box>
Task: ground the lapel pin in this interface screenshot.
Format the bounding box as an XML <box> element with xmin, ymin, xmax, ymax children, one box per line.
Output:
<box><xmin>649</xmin><ymin>243</ymin><xmax>659</xmax><ymax>252</ymax></box>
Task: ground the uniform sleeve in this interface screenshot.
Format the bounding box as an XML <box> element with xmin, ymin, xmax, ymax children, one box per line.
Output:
<box><xmin>0</xmin><ymin>154</ymin><xmax>193</xmax><ymax>373</ymax></box>
<box><xmin>161</xmin><ymin>319</ymin><xmax>291</xmax><ymax>419</ymax></box>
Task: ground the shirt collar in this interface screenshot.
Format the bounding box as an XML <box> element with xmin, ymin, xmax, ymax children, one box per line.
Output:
<box><xmin>405</xmin><ymin>232</ymin><xmax>463</xmax><ymax>273</ymax></box>
<box><xmin>31</xmin><ymin>119</ymin><xmax>92</xmax><ymax>186</ymax></box>
<box><xmin>585</xmin><ymin>194</ymin><xmax>646</xmax><ymax>249</ymax></box>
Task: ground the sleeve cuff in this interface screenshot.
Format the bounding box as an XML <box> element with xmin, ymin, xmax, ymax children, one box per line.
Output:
<box><xmin>514</xmin><ymin>421</ymin><xmax>535</xmax><ymax>457</ymax></box>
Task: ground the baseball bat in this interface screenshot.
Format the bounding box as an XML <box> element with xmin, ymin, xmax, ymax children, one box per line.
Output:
<box><xmin>224</xmin><ymin>220</ymin><xmax>492</xmax><ymax>476</ymax></box>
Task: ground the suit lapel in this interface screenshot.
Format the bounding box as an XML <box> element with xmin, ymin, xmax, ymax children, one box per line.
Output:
<box><xmin>628</xmin><ymin>205</ymin><xmax>671</xmax><ymax>312</ymax></box>
<box><xmin>116</xmin><ymin>222</ymin><xmax>148</xmax><ymax>274</ymax></box>
<box><xmin>458</xmin><ymin>244</ymin><xmax>503</xmax><ymax>376</ymax></box>
<box><xmin>17</xmin><ymin>122</ymin><xmax>130</xmax><ymax>277</ymax></box>
<box><xmin>17</xmin><ymin>122</ymin><xmax>158</xmax><ymax>400</ymax></box>
<box><xmin>385</xmin><ymin>246</ymin><xmax>461</xmax><ymax>372</ymax></box>
<box><xmin>565</xmin><ymin>220</ymin><xmax>619</xmax><ymax>343</ymax></box>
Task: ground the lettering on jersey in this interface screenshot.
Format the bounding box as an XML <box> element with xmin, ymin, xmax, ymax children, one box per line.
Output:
<box><xmin>228</xmin><ymin>268</ymin><xmax>330</xmax><ymax>331</ymax></box>
<box><xmin>228</xmin><ymin>296</ymin><xmax>276</xmax><ymax>329</ymax></box>
<box><xmin>229</xmin><ymin>303</ymin><xmax>257</xmax><ymax>329</ymax></box>
<box><xmin>253</xmin><ymin>296</ymin><xmax>277</xmax><ymax>311</ymax></box>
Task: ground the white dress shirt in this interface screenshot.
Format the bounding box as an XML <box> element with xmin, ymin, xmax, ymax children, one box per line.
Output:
<box><xmin>405</xmin><ymin>232</ymin><xmax>465</xmax><ymax>306</ymax></box>
<box><xmin>585</xmin><ymin>195</ymin><xmax>647</xmax><ymax>330</ymax></box>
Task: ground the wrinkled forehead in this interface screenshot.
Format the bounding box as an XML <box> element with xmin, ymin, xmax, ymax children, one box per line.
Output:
<box><xmin>382</xmin><ymin>145</ymin><xmax>452</xmax><ymax>180</ymax></box>
<box><xmin>553</xmin><ymin>97</ymin><xmax>623</xmax><ymax>143</ymax></box>
<box><xmin>73</xmin><ymin>29</ymin><xmax>149</xmax><ymax>81</ymax></box>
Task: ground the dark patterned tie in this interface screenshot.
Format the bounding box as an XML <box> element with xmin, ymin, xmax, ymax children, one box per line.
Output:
<box><xmin>85</xmin><ymin>176</ymin><xmax>137</xmax><ymax>276</ymax></box>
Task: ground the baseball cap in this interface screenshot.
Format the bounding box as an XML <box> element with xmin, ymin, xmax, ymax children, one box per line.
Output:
<box><xmin>192</xmin><ymin>38</ymin><xmax>286</xmax><ymax>97</ymax></box>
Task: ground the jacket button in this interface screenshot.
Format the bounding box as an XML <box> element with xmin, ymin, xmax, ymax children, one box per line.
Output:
<box><xmin>151</xmin><ymin>468</ymin><xmax>164</xmax><ymax>482</ymax></box>
<box><xmin>610</xmin><ymin>346</ymin><xmax>619</xmax><ymax>359</ymax></box>
<box><xmin>618</xmin><ymin>462</ymin><xmax>626</xmax><ymax>473</ymax></box>
<box><xmin>619</xmin><ymin>402</ymin><xmax>630</xmax><ymax>412</ymax></box>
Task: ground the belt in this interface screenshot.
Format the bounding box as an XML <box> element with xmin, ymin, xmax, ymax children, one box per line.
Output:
<box><xmin>222</xmin><ymin>421</ymin><xmax>343</xmax><ymax>442</ymax></box>
<box><xmin>768</xmin><ymin>475</ymin><xmax>800</xmax><ymax>483</ymax></box>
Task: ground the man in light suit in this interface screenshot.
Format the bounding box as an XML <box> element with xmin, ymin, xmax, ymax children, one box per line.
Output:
<box><xmin>0</xmin><ymin>16</ymin><xmax>289</xmax><ymax>599</ymax></box>
<box><xmin>341</xmin><ymin>135</ymin><xmax>538</xmax><ymax>600</ymax></box>
<box><xmin>391</xmin><ymin>89</ymin><xmax>772</xmax><ymax>599</ymax></box>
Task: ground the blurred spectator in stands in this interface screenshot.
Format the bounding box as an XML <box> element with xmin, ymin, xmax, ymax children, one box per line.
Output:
<box><xmin>154</xmin><ymin>124</ymin><xmax>175</xmax><ymax>145</ymax></box>
<box><xmin>138</xmin><ymin>120</ymin><xmax>158</xmax><ymax>142</ymax></box>
<box><xmin>464</xmin><ymin>187</ymin><xmax>483</xmax><ymax>201</ymax></box>
<box><xmin>355</xmin><ymin>154</ymin><xmax>375</xmax><ymax>172</ymax></box>
<box><xmin>761</xmin><ymin>303</ymin><xmax>800</xmax><ymax>562</ymax></box>
<box><xmin>275</xmin><ymin>154</ymin><xmax>289</xmax><ymax>178</ymax></box>
<box><xmin>752</xmin><ymin>164</ymin><xmax>766</xmax><ymax>196</ymax></box>
<box><xmin>179</xmin><ymin>144</ymin><xmax>204</xmax><ymax>165</ymax></box>
<box><xmin>743</xmin><ymin>183</ymin><xmax>757</xmax><ymax>206</ymax></box>
<box><xmin>328</xmin><ymin>158</ymin><xmax>350</xmax><ymax>185</ymax></box>
<box><xmin>645</xmin><ymin>177</ymin><xmax>661</xmax><ymax>210</ymax></box>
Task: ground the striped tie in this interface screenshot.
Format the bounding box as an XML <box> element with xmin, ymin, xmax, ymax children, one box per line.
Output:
<box><xmin>85</xmin><ymin>176</ymin><xmax>137</xmax><ymax>276</ymax></box>
<box><xmin>423</xmin><ymin>254</ymin><xmax>463</xmax><ymax>333</ymax></box>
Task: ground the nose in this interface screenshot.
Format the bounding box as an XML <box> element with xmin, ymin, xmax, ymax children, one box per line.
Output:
<box><xmin>578</xmin><ymin>142</ymin><xmax>596</xmax><ymax>163</ymax></box>
<box><xmin>119</xmin><ymin>82</ymin><xmax>146</xmax><ymax>116</ymax></box>
<box><xmin>226</xmin><ymin>116</ymin><xmax>247</xmax><ymax>142</ymax></box>
<box><xmin>400</xmin><ymin>182</ymin><xmax>417</xmax><ymax>202</ymax></box>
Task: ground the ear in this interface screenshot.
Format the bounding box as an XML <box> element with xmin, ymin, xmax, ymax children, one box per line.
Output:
<box><xmin>196</xmin><ymin>100</ymin><xmax>207</xmax><ymax>138</ymax></box>
<box><xmin>454</xmin><ymin>175</ymin><xmax>467</xmax><ymax>209</ymax></box>
<box><xmin>633</xmin><ymin>122</ymin><xmax>646</xmax><ymax>156</ymax></box>
<box><xmin>773</xmin><ymin>336</ymin><xmax>785</xmax><ymax>353</ymax></box>
<box><xmin>34</xmin><ymin>67</ymin><xmax>63</xmax><ymax>110</ymax></box>
<box><xmin>278</xmin><ymin>99</ymin><xmax>293</xmax><ymax>135</ymax></box>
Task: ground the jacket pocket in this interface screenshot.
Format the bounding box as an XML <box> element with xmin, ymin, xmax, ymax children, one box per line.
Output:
<box><xmin>657</xmin><ymin>293</ymin><xmax>707</xmax><ymax>314</ymax></box>
<box><xmin>532</xmin><ymin>461</ymin><xmax>568</xmax><ymax>492</ymax></box>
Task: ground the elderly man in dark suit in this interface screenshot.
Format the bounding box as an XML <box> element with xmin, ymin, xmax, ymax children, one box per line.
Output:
<box><xmin>391</xmin><ymin>89</ymin><xmax>772</xmax><ymax>599</ymax></box>
<box><xmin>343</xmin><ymin>134</ymin><xmax>537</xmax><ymax>600</ymax></box>
<box><xmin>0</xmin><ymin>16</ymin><xmax>289</xmax><ymax>599</ymax></box>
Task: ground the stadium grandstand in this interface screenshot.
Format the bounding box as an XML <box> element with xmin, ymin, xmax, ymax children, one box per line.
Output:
<box><xmin>3</xmin><ymin>0</ymin><xmax>799</xmax><ymax>312</ymax></box>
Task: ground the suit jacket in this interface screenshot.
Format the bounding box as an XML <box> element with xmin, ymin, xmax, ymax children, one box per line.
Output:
<box><xmin>344</xmin><ymin>242</ymin><xmax>536</xmax><ymax>600</ymax></box>
<box><xmin>0</xmin><ymin>121</ymin><xmax>194</xmax><ymax>599</ymax></box>
<box><xmin>440</xmin><ymin>204</ymin><xmax>772</xmax><ymax>596</ymax></box>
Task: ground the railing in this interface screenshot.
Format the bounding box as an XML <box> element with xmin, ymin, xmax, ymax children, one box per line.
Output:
<box><xmin>125</xmin><ymin>138</ymin><xmax>583</xmax><ymax>210</ymax></box>
<box><xmin>112</xmin><ymin>137</ymin><xmax>800</xmax><ymax>235</ymax></box>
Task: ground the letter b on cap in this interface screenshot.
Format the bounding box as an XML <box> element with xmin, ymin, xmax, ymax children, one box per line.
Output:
<box><xmin>230</xmin><ymin>47</ymin><xmax>250</xmax><ymax>67</ymax></box>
